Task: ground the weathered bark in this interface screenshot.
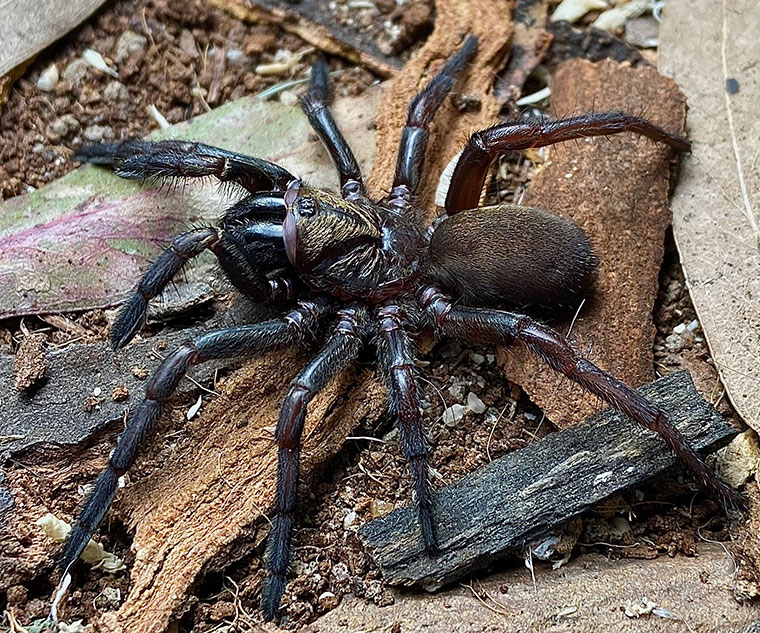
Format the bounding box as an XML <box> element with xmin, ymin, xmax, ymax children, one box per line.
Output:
<box><xmin>359</xmin><ymin>371</ymin><xmax>737</xmax><ymax>590</ymax></box>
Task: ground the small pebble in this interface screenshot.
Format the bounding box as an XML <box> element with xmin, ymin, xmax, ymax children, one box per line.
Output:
<box><xmin>687</xmin><ymin>319</ymin><xmax>699</xmax><ymax>331</ymax></box>
<box><xmin>343</xmin><ymin>510</ymin><xmax>357</xmax><ymax>529</ymax></box>
<box><xmin>447</xmin><ymin>383</ymin><xmax>464</xmax><ymax>400</ymax></box>
<box><xmin>63</xmin><ymin>58</ymin><xmax>89</xmax><ymax>85</ymax></box>
<box><xmin>37</xmin><ymin>63</ymin><xmax>59</xmax><ymax>92</ymax></box>
<box><xmin>226</xmin><ymin>49</ymin><xmax>247</xmax><ymax>64</ymax></box>
<box><xmin>115</xmin><ymin>31</ymin><xmax>148</xmax><ymax>63</ymax></box>
<box><xmin>470</xmin><ymin>352</ymin><xmax>485</xmax><ymax>365</ymax></box>
<box><xmin>279</xmin><ymin>90</ymin><xmax>299</xmax><ymax>107</ymax></box>
<box><xmin>104</xmin><ymin>80</ymin><xmax>129</xmax><ymax>103</ymax></box>
<box><xmin>83</xmin><ymin>124</ymin><xmax>114</xmax><ymax>142</ymax></box>
<box><xmin>48</xmin><ymin>114</ymin><xmax>80</xmax><ymax>139</ymax></box>
<box><xmin>178</xmin><ymin>29</ymin><xmax>199</xmax><ymax>58</ymax></box>
<box><xmin>673</xmin><ymin>322</ymin><xmax>686</xmax><ymax>334</ymax></box>
<box><xmin>92</xmin><ymin>386</ymin><xmax>102</xmax><ymax>397</ymax></box>
<box><xmin>665</xmin><ymin>333</ymin><xmax>684</xmax><ymax>353</ymax></box>
<box><xmin>331</xmin><ymin>562</ymin><xmax>350</xmax><ymax>582</ymax></box>
<box><xmin>318</xmin><ymin>591</ymin><xmax>340</xmax><ymax>610</ymax></box>
<box><xmin>466</xmin><ymin>392</ymin><xmax>486</xmax><ymax>414</ymax></box>
<box><xmin>443</xmin><ymin>404</ymin><xmax>465</xmax><ymax>426</ymax></box>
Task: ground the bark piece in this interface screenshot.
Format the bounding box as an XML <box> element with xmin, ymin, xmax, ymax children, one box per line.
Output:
<box><xmin>0</xmin><ymin>321</ymin><xmax>233</xmax><ymax>458</ymax></box>
<box><xmin>209</xmin><ymin>0</ymin><xmax>400</xmax><ymax>77</ymax></box>
<box><xmin>98</xmin><ymin>352</ymin><xmax>387</xmax><ymax>633</ymax></box>
<box><xmin>659</xmin><ymin>0</ymin><xmax>760</xmax><ymax>432</ymax></box>
<box><xmin>499</xmin><ymin>59</ymin><xmax>686</xmax><ymax>427</ymax></box>
<box><xmin>367</xmin><ymin>0</ymin><xmax>514</xmax><ymax>214</ymax></box>
<box><xmin>12</xmin><ymin>333</ymin><xmax>49</xmax><ymax>391</ymax></box>
<box><xmin>0</xmin><ymin>87</ymin><xmax>380</xmax><ymax>319</ymax></box>
<box><xmin>545</xmin><ymin>21</ymin><xmax>645</xmax><ymax>69</ymax></box>
<box><xmin>495</xmin><ymin>0</ymin><xmax>552</xmax><ymax>112</ymax></box>
<box><xmin>358</xmin><ymin>371</ymin><xmax>736</xmax><ymax>589</ymax></box>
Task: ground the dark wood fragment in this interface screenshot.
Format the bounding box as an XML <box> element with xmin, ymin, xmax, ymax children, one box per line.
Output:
<box><xmin>358</xmin><ymin>371</ymin><xmax>737</xmax><ymax>590</ymax></box>
<box><xmin>0</xmin><ymin>305</ymin><xmax>248</xmax><ymax>458</ymax></box>
<box><xmin>209</xmin><ymin>0</ymin><xmax>402</xmax><ymax>77</ymax></box>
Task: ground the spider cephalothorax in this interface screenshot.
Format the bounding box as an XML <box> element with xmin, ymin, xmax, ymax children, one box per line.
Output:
<box><xmin>282</xmin><ymin>180</ymin><xmax>427</xmax><ymax>300</ymax></box>
<box><xmin>54</xmin><ymin>36</ymin><xmax>743</xmax><ymax>622</ymax></box>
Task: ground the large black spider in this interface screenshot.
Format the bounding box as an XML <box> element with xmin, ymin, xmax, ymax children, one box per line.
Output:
<box><xmin>56</xmin><ymin>36</ymin><xmax>742</xmax><ymax>621</ymax></box>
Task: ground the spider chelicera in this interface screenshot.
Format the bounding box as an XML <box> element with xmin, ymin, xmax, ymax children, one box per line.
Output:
<box><xmin>55</xmin><ymin>36</ymin><xmax>742</xmax><ymax>621</ymax></box>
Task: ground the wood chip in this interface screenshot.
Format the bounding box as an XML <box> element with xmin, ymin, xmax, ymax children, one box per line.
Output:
<box><xmin>209</xmin><ymin>0</ymin><xmax>400</xmax><ymax>78</ymax></box>
<box><xmin>359</xmin><ymin>371</ymin><xmax>736</xmax><ymax>589</ymax></box>
<box><xmin>499</xmin><ymin>59</ymin><xmax>687</xmax><ymax>427</ymax></box>
<box><xmin>12</xmin><ymin>333</ymin><xmax>49</xmax><ymax>391</ymax></box>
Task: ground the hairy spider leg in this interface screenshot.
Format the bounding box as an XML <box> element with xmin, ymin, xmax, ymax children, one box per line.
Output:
<box><xmin>261</xmin><ymin>306</ymin><xmax>369</xmax><ymax>620</ymax></box>
<box><xmin>74</xmin><ymin>139</ymin><xmax>294</xmax><ymax>194</ymax></box>
<box><xmin>110</xmin><ymin>194</ymin><xmax>288</xmax><ymax>349</ymax></box>
<box><xmin>376</xmin><ymin>306</ymin><xmax>438</xmax><ymax>551</ymax></box>
<box><xmin>389</xmin><ymin>35</ymin><xmax>479</xmax><ymax>211</ymax></box>
<box><xmin>444</xmin><ymin>112</ymin><xmax>691</xmax><ymax>215</ymax></box>
<box><xmin>57</xmin><ymin>299</ymin><xmax>329</xmax><ymax>601</ymax></box>
<box><xmin>300</xmin><ymin>60</ymin><xmax>365</xmax><ymax>200</ymax></box>
<box><xmin>421</xmin><ymin>287</ymin><xmax>747</xmax><ymax>508</ymax></box>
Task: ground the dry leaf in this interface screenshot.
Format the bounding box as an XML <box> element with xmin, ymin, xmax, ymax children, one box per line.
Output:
<box><xmin>0</xmin><ymin>88</ymin><xmax>380</xmax><ymax>319</ymax></box>
<box><xmin>659</xmin><ymin>0</ymin><xmax>760</xmax><ymax>431</ymax></box>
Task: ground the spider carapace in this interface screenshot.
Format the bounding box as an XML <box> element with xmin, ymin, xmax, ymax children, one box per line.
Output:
<box><xmin>55</xmin><ymin>36</ymin><xmax>743</xmax><ymax>621</ymax></box>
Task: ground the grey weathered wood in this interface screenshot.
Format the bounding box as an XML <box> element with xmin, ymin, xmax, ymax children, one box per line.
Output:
<box><xmin>0</xmin><ymin>304</ymin><xmax>262</xmax><ymax>459</ymax></box>
<box><xmin>358</xmin><ymin>371</ymin><xmax>738</xmax><ymax>590</ymax></box>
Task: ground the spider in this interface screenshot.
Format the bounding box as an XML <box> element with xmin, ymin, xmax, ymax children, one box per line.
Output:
<box><xmin>55</xmin><ymin>36</ymin><xmax>742</xmax><ymax>621</ymax></box>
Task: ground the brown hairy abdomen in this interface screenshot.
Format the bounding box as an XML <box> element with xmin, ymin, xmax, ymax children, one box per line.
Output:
<box><xmin>426</xmin><ymin>204</ymin><xmax>598</xmax><ymax>310</ymax></box>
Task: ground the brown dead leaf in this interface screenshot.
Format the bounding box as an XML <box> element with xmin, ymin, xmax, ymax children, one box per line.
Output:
<box><xmin>659</xmin><ymin>0</ymin><xmax>760</xmax><ymax>432</ymax></box>
<box><xmin>500</xmin><ymin>59</ymin><xmax>687</xmax><ymax>427</ymax></box>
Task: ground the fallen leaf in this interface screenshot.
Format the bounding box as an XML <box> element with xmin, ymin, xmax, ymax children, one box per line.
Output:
<box><xmin>659</xmin><ymin>0</ymin><xmax>760</xmax><ymax>431</ymax></box>
<box><xmin>0</xmin><ymin>88</ymin><xmax>380</xmax><ymax>319</ymax></box>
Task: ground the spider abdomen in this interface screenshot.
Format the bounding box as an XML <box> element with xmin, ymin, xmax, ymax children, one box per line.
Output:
<box><xmin>426</xmin><ymin>204</ymin><xmax>598</xmax><ymax>310</ymax></box>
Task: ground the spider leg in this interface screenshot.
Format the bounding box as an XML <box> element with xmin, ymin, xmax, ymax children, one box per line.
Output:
<box><xmin>421</xmin><ymin>287</ymin><xmax>745</xmax><ymax>507</ymax></box>
<box><xmin>111</xmin><ymin>194</ymin><xmax>289</xmax><ymax>349</ymax></box>
<box><xmin>59</xmin><ymin>299</ymin><xmax>328</xmax><ymax>585</ymax></box>
<box><xmin>74</xmin><ymin>139</ymin><xmax>294</xmax><ymax>194</ymax></box>
<box><xmin>262</xmin><ymin>306</ymin><xmax>368</xmax><ymax>621</ymax></box>
<box><xmin>376</xmin><ymin>305</ymin><xmax>437</xmax><ymax>551</ymax></box>
<box><xmin>389</xmin><ymin>35</ymin><xmax>478</xmax><ymax>211</ymax></box>
<box><xmin>444</xmin><ymin>112</ymin><xmax>691</xmax><ymax>214</ymax></box>
<box><xmin>301</xmin><ymin>60</ymin><xmax>365</xmax><ymax>200</ymax></box>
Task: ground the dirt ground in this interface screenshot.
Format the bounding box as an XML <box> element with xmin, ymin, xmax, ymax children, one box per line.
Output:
<box><xmin>0</xmin><ymin>0</ymin><xmax>753</xmax><ymax>631</ymax></box>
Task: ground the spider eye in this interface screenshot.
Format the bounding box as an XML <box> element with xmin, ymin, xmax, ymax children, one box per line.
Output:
<box><xmin>299</xmin><ymin>198</ymin><xmax>316</xmax><ymax>216</ymax></box>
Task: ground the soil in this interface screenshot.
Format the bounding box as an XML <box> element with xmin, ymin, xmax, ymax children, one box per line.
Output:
<box><xmin>0</xmin><ymin>1</ymin><xmax>750</xmax><ymax>632</ymax></box>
